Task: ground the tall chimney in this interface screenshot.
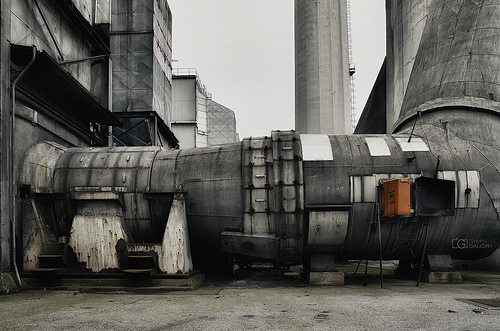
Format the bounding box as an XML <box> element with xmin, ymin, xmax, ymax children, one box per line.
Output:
<box><xmin>295</xmin><ymin>0</ymin><xmax>351</xmax><ymax>134</ymax></box>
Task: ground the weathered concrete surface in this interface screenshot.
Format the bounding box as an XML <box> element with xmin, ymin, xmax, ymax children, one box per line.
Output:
<box><xmin>1</xmin><ymin>269</ymin><xmax>500</xmax><ymax>330</ymax></box>
<box><xmin>295</xmin><ymin>0</ymin><xmax>351</xmax><ymax>134</ymax></box>
<box><xmin>0</xmin><ymin>272</ymin><xmax>29</xmax><ymax>294</ymax></box>
<box><xmin>308</xmin><ymin>271</ymin><xmax>345</xmax><ymax>286</ymax></box>
<box><xmin>0</xmin><ymin>272</ymin><xmax>20</xmax><ymax>295</ymax></box>
<box><xmin>386</xmin><ymin>0</ymin><xmax>432</xmax><ymax>131</ymax></box>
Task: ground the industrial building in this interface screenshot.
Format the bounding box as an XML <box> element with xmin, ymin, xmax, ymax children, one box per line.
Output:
<box><xmin>171</xmin><ymin>68</ymin><xmax>238</xmax><ymax>149</ymax></box>
<box><xmin>0</xmin><ymin>0</ymin><xmax>237</xmax><ymax>292</ymax></box>
<box><xmin>2</xmin><ymin>0</ymin><xmax>500</xmax><ymax>293</ymax></box>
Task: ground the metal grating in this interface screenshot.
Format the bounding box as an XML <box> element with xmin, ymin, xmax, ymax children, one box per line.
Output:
<box><xmin>460</xmin><ymin>299</ymin><xmax>500</xmax><ymax>310</ymax></box>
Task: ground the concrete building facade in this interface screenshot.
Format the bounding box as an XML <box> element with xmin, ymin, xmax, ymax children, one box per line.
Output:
<box><xmin>0</xmin><ymin>0</ymin><xmax>178</xmax><ymax>292</ymax></box>
<box><xmin>171</xmin><ymin>69</ymin><xmax>209</xmax><ymax>149</ymax></box>
<box><xmin>110</xmin><ymin>0</ymin><xmax>178</xmax><ymax>148</ymax></box>
<box><xmin>2</xmin><ymin>0</ymin><xmax>119</xmax><ymax>291</ymax></box>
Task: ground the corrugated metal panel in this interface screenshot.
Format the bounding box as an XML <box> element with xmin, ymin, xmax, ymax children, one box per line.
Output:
<box><xmin>242</xmin><ymin>137</ymin><xmax>274</xmax><ymax>235</ymax></box>
<box><xmin>272</xmin><ymin>131</ymin><xmax>304</xmax><ymax>265</ymax></box>
<box><xmin>110</xmin><ymin>0</ymin><xmax>172</xmax><ymax>131</ymax></box>
<box><xmin>95</xmin><ymin>0</ymin><xmax>111</xmax><ymax>24</ymax></box>
<box><xmin>171</xmin><ymin>124</ymin><xmax>196</xmax><ymax>149</ymax></box>
<box><xmin>172</xmin><ymin>78</ymin><xmax>196</xmax><ymax>121</ymax></box>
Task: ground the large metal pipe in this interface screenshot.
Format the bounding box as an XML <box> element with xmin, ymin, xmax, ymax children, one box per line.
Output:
<box><xmin>22</xmin><ymin>115</ymin><xmax>500</xmax><ymax>270</ymax></box>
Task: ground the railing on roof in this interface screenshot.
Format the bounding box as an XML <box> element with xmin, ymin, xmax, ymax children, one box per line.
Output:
<box><xmin>173</xmin><ymin>68</ymin><xmax>212</xmax><ymax>99</ymax></box>
<box><xmin>172</xmin><ymin>68</ymin><xmax>198</xmax><ymax>77</ymax></box>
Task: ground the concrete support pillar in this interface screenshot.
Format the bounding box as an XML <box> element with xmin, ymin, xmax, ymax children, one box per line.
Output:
<box><xmin>307</xmin><ymin>254</ymin><xmax>345</xmax><ymax>286</ymax></box>
<box><xmin>69</xmin><ymin>194</ymin><xmax>129</xmax><ymax>272</ymax></box>
<box><xmin>159</xmin><ymin>194</ymin><xmax>193</xmax><ymax>274</ymax></box>
<box><xmin>295</xmin><ymin>0</ymin><xmax>351</xmax><ymax>134</ymax></box>
<box><xmin>1</xmin><ymin>0</ymin><xmax>13</xmax><ymax>272</ymax></box>
<box><xmin>423</xmin><ymin>254</ymin><xmax>462</xmax><ymax>284</ymax></box>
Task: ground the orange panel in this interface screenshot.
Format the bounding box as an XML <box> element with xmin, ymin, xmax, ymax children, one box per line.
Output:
<box><xmin>381</xmin><ymin>178</ymin><xmax>411</xmax><ymax>217</ymax></box>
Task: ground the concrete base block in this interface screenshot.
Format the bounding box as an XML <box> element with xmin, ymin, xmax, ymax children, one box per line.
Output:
<box><xmin>424</xmin><ymin>271</ymin><xmax>463</xmax><ymax>284</ymax></box>
<box><xmin>308</xmin><ymin>271</ymin><xmax>345</xmax><ymax>286</ymax></box>
<box><xmin>22</xmin><ymin>272</ymin><xmax>206</xmax><ymax>292</ymax></box>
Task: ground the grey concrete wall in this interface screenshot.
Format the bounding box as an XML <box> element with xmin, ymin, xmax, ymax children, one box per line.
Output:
<box><xmin>386</xmin><ymin>0</ymin><xmax>432</xmax><ymax>132</ymax></box>
<box><xmin>295</xmin><ymin>0</ymin><xmax>351</xmax><ymax>134</ymax></box>
<box><xmin>1</xmin><ymin>0</ymin><xmax>13</xmax><ymax>272</ymax></box>
<box><xmin>395</xmin><ymin>0</ymin><xmax>500</xmax><ymax>128</ymax></box>
<box><xmin>1</xmin><ymin>0</ymin><xmax>105</xmax><ymax>288</ymax></box>
<box><xmin>172</xmin><ymin>75</ymin><xmax>210</xmax><ymax>148</ymax></box>
<box><xmin>10</xmin><ymin>0</ymin><xmax>93</xmax><ymax>89</ymax></box>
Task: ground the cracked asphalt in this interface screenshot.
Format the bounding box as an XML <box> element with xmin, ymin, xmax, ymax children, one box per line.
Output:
<box><xmin>1</xmin><ymin>268</ymin><xmax>499</xmax><ymax>330</ymax></box>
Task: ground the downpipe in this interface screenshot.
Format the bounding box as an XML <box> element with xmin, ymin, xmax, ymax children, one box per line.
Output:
<box><xmin>10</xmin><ymin>45</ymin><xmax>37</xmax><ymax>287</ymax></box>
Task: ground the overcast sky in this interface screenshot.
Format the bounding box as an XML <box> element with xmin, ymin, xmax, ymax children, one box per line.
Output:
<box><xmin>168</xmin><ymin>0</ymin><xmax>386</xmax><ymax>139</ymax></box>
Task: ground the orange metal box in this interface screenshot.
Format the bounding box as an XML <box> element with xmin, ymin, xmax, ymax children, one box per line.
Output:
<box><xmin>381</xmin><ymin>178</ymin><xmax>411</xmax><ymax>217</ymax></box>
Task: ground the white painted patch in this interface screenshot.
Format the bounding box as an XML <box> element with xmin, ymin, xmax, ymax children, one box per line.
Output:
<box><xmin>365</xmin><ymin>137</ymin><xmax>391</xmax><ymax>156</ymax></box>
<box><xmin>350</xmin><ymin>175</ymin><xmax>377</xmax><ymax>203</ymax></box>
<box><xmin>69</xmin><ymin>214</ymin><xmax>129</xmax><ymax>272</ymax></box>
<box><xmin>466</xmin><ymin>171</ymin><xmax>480</xmax><ymax>208</ymax></box>
<box><xmin>438</xmin><ymin>170</ymin><xmax>479</xmax><ymax>208</ymax></box>
<box><xmin>350</xmin><ymin>174</ymin><xmax>417</xmax><ymax>203</ymax></box>
<box><xmin>128</xmin><ymin>197</ymin><xmax>194</xmax><ymax>276</ymax></box>
<box><xmin>161</xmin><ymin>197</ymin><xmax>193</xmax><ymax>274</ymax></box>
<box><xmin>300</xmin><ymin>134</ymin><xmax>333</xmax><ymax>161</ymax></box>
<box><xmin>396</xmin><ymin>137</ymin><xmax>429</xmax><ymax>152</ymax></box>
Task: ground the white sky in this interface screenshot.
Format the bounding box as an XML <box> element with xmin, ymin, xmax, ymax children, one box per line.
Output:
<box><xmin>168</xmin><ymin>0</ymin><xmax>386</xmax><ymax>139</ymax></box>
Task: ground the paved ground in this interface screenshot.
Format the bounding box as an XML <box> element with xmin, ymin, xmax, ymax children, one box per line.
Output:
<box><xmin>1</xmin><ymin>265</ymin><xmax>500</xmax><ymax>331</ymax></box>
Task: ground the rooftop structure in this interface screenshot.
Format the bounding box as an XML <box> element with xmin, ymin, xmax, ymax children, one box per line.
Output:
<box><xmin>207</xmin><ymin>100</ymin><xmax>239</xmax><ymax>146</ymax></box>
